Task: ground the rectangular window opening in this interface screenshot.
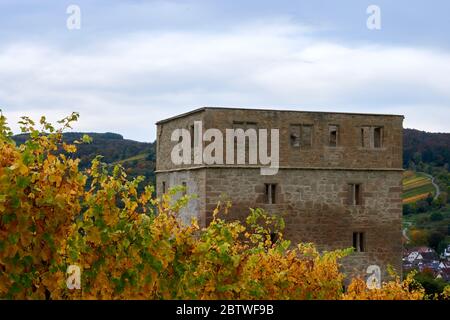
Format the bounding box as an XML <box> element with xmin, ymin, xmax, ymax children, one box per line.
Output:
<box><xmin>374</xmin><ymin>127</ymin><xmax>383</xmax><ymax>148</ymax></box>
<box><xmin>189</xmin><ymin>125</ymin><xmax>195</xmax><ymax>149</ymax></box>
<box><xmin>353</xmin><ymin>232</ymin><xmax>365</xmax><ymax>252</ymax></box>
<box><xmin>361</xmin><ymin>126</ymin><xmax>383</xmax><ymax>149</ymax></box>
<box><xmin>348</xmin><ymin>183</ymin><xmax>361</xmax><ymax>205</ymax></box>
<box><xmin>329</xmin><ymin>125</ymin><xmax>338</xmax><ymax>147</ymax></box>
<box><xmin>290</xmin><ymin>124</ymin><xmax>313</xmax><ymax>148</ymax></box>
<box><xmin>265</xmin><ymin>183</ymin><xmax>277</xmax><ymax>204</ymax></box>
<box><xmin>290</xmin><ymin>125</ymin><xmax>301</xmax><ymax>147</ymax></box>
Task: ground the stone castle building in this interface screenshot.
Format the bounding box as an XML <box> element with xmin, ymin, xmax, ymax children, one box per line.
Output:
<box><xmin>155</xmin><ymin>107</ymin><xmax>404</xmax><ymax>280</ymax></box>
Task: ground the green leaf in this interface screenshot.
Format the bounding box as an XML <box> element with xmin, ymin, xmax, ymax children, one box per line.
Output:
<box><xmin>22</xmin><ymin>256</ymin><xmax>33</xmax><ymax>267</ymax></box>
<box><xmin>8</xmin><ymin>233</ymin><xmax>19</xmax><ymax>245</ymax></box>
<box><xmin>43</xmin><ymin>233</ymin><xmax>55</xmax><ymax>250</ymax></box>
<box><xmin>82</xmin><ymin>134</ymin><xmax>93</xmax><ymax>144</ymax></box>
<box><xmin>17</xmin><ymin>176</ymin><xmax>30</xmax><ymax>188</ymax></box>
<box><xmin>143</xmin><ymin>253</ymin><xmax>162</xmax><ymax>273</ymax></box>
<box><xmin>69</xmin><ymin>248</ymin><xmax>79</xmax><ymax>261</ymax></box>
<box><xmin>2</xmin><ymin>213</ymin><xmax>17</xmax><ymax>224</ymax></box>
<box><xmin>11</xmin><ymin>195</ymin><xmax>20</xmax><ymax>209</ymax></box>
<box><xmin>8</xmin><ymin>283</ymin><xmax>22</xmax><ymax>296</ymax></box>
<box><xmin>22</xmin><ymin>150</ymin><xmax>33</xmax><ymax>165</ymax></box>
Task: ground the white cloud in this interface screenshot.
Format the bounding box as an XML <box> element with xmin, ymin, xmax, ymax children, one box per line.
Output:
<box><xmin>0</xmin><ymin>21</ymin><xmax>449</xmax><ymax>141</ymax></box>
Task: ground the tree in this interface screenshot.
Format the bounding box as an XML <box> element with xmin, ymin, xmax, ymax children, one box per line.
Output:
<box><xmin>0</xmin><ymin>112</ymin><xmax>85</xmax><ymax>299</ymax></box>
<box><xmin>426</xmin><ymin>193</ymin><xmax>434</xmax><ymax>206</ymax></box>
<box><xmin>410</xmin><ymin>229</ymin><xmax>429</xmax><ymax>246</ymax></box>
<box><xmin>437</xmin><ymin>192</ymin><xmax>448</xmax><ymax>207</ymax></box>
<box><xmin>413</xmin><ymin>152</ymin><xmax>422</xmax><ymax>165</ymax></box>
<box><xmin>437</xmin><ymin>240</ymin><xmax>450</xmax><ymax>255</ymax></box>
<box><xmin>428</xmin><ymin>232</ymin><xmax>445</xmax><ymax>251</ymax></box>
<box><xmin>414</xmin><ymin>270</ymin><xmax>448</xmax><ymax>296</ymax></box>
<box><xmin>403</xmin><ymin>204</ymin><xmax>413</xmax><ymax>215</ymax></box>
<box><xmin>448</xmin><ymin>187</ymin><xmax>450</xmax><ymax>204</ymax></box>
<box><xmin>416</xmin><ymin>200</ymin><xmax>430</xmax><ymax>213</ymax></box>
<box><xmin>430</xmin><ymin>212</ymin><xmax>444</xmax><ymax>222</ymax></box>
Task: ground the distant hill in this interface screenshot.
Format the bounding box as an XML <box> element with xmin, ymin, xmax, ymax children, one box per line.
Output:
<box><xmin>13</xmin><ymin>132</ymin><xmax>153</xmax><ymax>166</ymax></box>
<box><xmin>12</xmin><ymin>132</ymin><xmax>156</xmax><ymax>188</ymax></box>
<box><xmin>404</xmin><ymin>129</ymin><xmax>450</xmax><ymax>168</ymax></box>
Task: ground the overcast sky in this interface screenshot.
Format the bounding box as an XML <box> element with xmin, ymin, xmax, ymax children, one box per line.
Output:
<box><xmin>1</xmin><ymin>0</ymin><xmax>450</xmax><ymax>141</ymax></box>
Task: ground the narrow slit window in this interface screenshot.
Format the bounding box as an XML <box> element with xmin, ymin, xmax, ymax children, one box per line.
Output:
<box><xmin>182</xmin><ymin>181</ymin><xmax>187</xmax><ymax>196</ymax></box>
<box><xmin>359</xmin><ymin>232</ymin><xmax>365</xmax><ymax>252</ymax></box>
<box><xmin>353</xmin><ymin>232</ymin><xmax>365</xmax><ymax>252</ymax></box>
<box><xmin>189</xmin><ymin>125</ymin><xmax>195</xmax><ymax>149</ymax></box>
<box><xmin>162</xmin><ymin>181</ymin><xmax>166</xmax><ymax>194</ymax></box>
<box><xmin>265</xmin><ymin>184</ymin><xmax>276</xmax><ymax>204</ymax></box>
<box><xmin>348</xmin><ymin>184</ymin><xmax>361</xmax><ymax>205</ymax></box>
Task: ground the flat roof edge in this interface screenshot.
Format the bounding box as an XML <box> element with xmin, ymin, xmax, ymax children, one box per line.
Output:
<box><xmin>156</xmin><ymin>106</ymin><xmax>404</xmax><ymax>125</ymax></box>
<box><xmin>155</xmin><ymin>107</ymin><xmax>207</xmax><ymax>125</ymax></box>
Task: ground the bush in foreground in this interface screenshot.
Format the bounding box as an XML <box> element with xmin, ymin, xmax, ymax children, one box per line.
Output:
<box><xmin>0</xmin><ymin>112</ymin><xmax>434</xmax><ymax>299</ymax></box>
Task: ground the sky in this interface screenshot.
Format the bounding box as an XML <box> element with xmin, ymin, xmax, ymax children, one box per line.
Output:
<box><xmin>0</xmin><ymin>0</ymin><xmax>449</xmax><ymax>142</ymax></box>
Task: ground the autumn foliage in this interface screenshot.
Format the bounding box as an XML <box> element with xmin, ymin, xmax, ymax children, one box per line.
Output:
<box><xmin>0</xmin><ymin>112</ymin><xmax>431</xmax><ymax>299</ymax></box>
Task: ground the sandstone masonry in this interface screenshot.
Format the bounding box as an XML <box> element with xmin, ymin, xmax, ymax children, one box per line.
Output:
<box><xmin>155</xmin><ymin>107</ymin><xmax>404</xmax><ymax>281</ymax></box>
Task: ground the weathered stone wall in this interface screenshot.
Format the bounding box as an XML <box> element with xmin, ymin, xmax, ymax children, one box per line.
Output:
<box><xmin>156</xmin><ymin>110</ymin><xmax>206</xmax><ymax>171</ymax></box>
<box><xmin>156</xmin><ymin>169</ymin><xmax>206</xmax><ymax>226</ymax></box>
<box><xmin>203</xmin><ymin>167</ymin><xmax>403</xmax><ymax>281</ymax></box>
<box><xmin>156</xmin><ymin>107</ymin><xmax>403</xmax><ymax>171</ymax></box>
<box><xmin>203</xmin><ymin>108</ymin><xmax>403</xmax><ymax>169</ymax></box>
<box><xmin>155</xmin><ymin>107</ymin><xmax>404</xmax><ymax>281</ymax></box>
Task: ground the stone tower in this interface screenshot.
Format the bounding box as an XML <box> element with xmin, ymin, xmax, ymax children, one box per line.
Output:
<box><xmin>155</xmin><ymin>107</ymin><xmax>404</xmax><ymax>280</ymax></box>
